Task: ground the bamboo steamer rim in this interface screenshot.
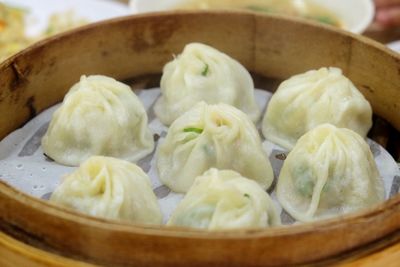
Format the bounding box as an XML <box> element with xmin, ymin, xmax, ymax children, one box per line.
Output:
<box><xmin>0</xmin><ymin>180</ymin><xmax>399</xmax><ymax>238</ymax></box>
<box><xmin>0</xmin><ymin>10</ymin><xmax>399</xmax><ymax>266</ymax></box>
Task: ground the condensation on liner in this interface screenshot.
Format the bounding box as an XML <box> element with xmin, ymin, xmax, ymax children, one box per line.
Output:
<box><xmin>0</xmin><ymin>88</ymin><xmax>398</xmax><ymax>225</ymax></box>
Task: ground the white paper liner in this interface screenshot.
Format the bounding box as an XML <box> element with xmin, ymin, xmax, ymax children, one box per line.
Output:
<box><xmin>0</xmin><ymin>88</ymin><xmax>399</xmax><ymax>225</ymax></box>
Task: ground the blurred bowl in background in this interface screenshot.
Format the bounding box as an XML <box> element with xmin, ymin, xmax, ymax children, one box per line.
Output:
<box><xmin>311</xmin><ymin>0</ymin><xmax>375</xmax><ymax>34</ymax></box>
<box><xmin>130</xmin><ymin>0</ymin><xmax>375</xmax><ymax>34</ymax></box>
<box><xmin>387</xmin><ymin>40</ymin><xmax>400</xmax><ymax>53</ymax></box>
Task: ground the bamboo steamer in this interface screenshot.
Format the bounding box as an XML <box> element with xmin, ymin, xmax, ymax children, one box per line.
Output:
<box><xmin>0</xmin><ymin>11</ymin><xmax>399</xmax><ymax>267</ymax></box>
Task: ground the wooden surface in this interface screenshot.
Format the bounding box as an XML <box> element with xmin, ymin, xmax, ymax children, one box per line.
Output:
<box><xmin>0</xmin><ymin>232</ymin><xmax>97</xmax><ymax>267</ymax></box>
<box><xmin>0</xmin><ymin>229</ymin><xmax>399</xmax><ymax>267</ymax></box>
<box><xmin>0</xmin><ymin>11</ymin><xmax>399</xmax><ymax>267</ymax></box>
<box><xmin>342</xmin><ymin>243</ymin><xmax>400</xmax><ymax>267</ymax></box>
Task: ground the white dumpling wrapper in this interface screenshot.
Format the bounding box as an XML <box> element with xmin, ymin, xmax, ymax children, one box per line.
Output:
<box><xmin>50</xmin><ymin>156</ymin><xmax>162</xmax><ymax>224</ymax></box>
<box><xmin>262</xmin><ymin>67</ymin><xmax>372</xmax><ymax>150</ymax></box>
<box><xmin>168</xmin><ymin>168</ymin><xmax>280</xmax><ymax>230</ymax></box>
<box><xmin>154</xmin><ymin>42</ymin><xmax>261</xmax><ymax>125</ymax></box>
<box><xmin>42</xmin><ymin>75</ymin><xmax>154</xmax><ymax>166</ymax></box>
<box><xmin>277</xmin><ymin>124</ymin><xmax>385</xmax><ymax>222</ymax></box>
<box><xmin>157</xmin><ymin>102</ymin><xmax>274</xmax><ymax>193</ymax></box>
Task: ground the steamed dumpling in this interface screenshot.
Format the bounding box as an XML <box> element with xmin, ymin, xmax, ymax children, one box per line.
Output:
<box><xmin>277</xmin><ymin>124</ymin><xmax>385</xmax><ymax>222</ymax></box>
<box><xmin>154</xmin><ymin>43</ymin><xmax>261</xmax><ymax>125</ymax></box>
<box><xmin>168</xmin><ymin>168</ymin><xmax>280</xmax><ymax>230</ymax></box>
<box><xmin>50</xmin><ymin>156</ymin><xmax>162</xmax><ymax>224</ymax></box>
<box><xmin>262</xmin><ymin>67</ymin><xmax>372</xmax><ymax>150</ymax></box>
<box><xmin>42</xmin><ymin>75</ymin><xmax>154</xmax><ymax>166</ymax></box>
<box><xmin>157</xmin><ymin>102</ymin><xmax>274</xmax><ymax>193</ymax></box>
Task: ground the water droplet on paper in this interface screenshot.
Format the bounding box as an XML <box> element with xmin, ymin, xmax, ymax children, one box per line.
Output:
<box><xmin>41</xmin><ymin>167</ymin><xmax>46</xmax><ymax>172</ymax></box>
<box><xmin>16</xmin><ymin>164</ymin><xmax>23</xmax><ymax>170</ymax></box>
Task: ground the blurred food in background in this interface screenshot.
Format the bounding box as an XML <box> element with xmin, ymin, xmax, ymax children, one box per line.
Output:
<box><xmin>43</xmin><ymin>10</ymin><xmax>88</xmax><ymax>36</ymax></box>
<box><xmin>174</xmin><ymin>0</ymin><xmax>341</xmax><ymax>27</ymax></box>
<box><xmin>0</xmin><ymin>2</ymin><xmax>87</xmax><ymax>61</ymax></box>
<box><xmin>0</xmin><ymin>0</ymin><xmax>131</xmax><ymax>62</ymax></box>
<box><xmin>0</xmin><ymin>3</ymin><xmax>30</xmax><ymax>61</ymax></box>
<box><xmin>131</xmin><ymin>0</ymin><xmax>375</xmax><ymax>34</ymax></box>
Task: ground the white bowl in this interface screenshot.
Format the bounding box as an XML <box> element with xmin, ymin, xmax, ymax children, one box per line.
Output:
<box><xmin>130</xmin><ymin>0</ymin><xmax>375</xmax><ymax>34</ymax></box>
<box><xmin>309</xmin><ymin>0</ymin><xmax>375</xmax><ymax>33</ymax></box>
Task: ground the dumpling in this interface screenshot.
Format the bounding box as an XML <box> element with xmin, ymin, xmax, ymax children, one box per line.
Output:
<box><xmin>276</xmin><ymin>124</ymin><xmax>385</xmax><ymax>222</ymax></box>
<box><xmin>168</xmin><ymin>168</ymin><xmax>280</xmax><ymax>230</ymax></box>
<box><xmin>50</xmin><ymin>156</ymin><xmax>162</xmax><ymax>224</ymax></box>
<box><xmin>42</xmin><ymin>75</ymin><xmax>154</xmax><ymax>166</ymax></box>
<box><xmin>157</xmin><ymin>102</ymin><xmax>274</xmax><ymax>193</ymax></box>
<box><xmin>262</xmin><ymin>67</ymin><xmax>372</xmax><ymax>150</ymax></box>
<box><xmin>154</xmin><ymin>42</ymin><xmax>261</xmax><ymax>125</ymax></box>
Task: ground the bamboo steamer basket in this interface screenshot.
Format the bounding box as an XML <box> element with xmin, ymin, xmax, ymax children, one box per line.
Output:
<box><xmin>0</xmin><ymin>11</ymin><xmax>399</xmax><ymax>267</ymax></box>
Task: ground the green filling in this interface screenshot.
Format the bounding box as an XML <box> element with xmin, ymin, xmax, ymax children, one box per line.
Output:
<box><xmin>293</xmin><ymin>165</ymin><xmax>315</xmax><ymax>197</ymax></box>
<box><xmin>201</xmin><ymin>63</ymin><xmax>209</xmax><ymax>76</ymax></box>
<box><xmin>322</xmin><ymin>181</ymin><xmax>330</xmax><ymax>193</ymax></box>
<box><xmin>175</xmin><ymin>205</ymin><xmax>215</xmax><ymax>229</ymax></box>
<box><xmin>183</xmin><ymin>127</ymin><xmax>203</xmax><ymax>134</ymax></box>
<box><xmin>202</xmin><ymin>144</ymin><xmax>214</xmax><ymax>156</ymax></box>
